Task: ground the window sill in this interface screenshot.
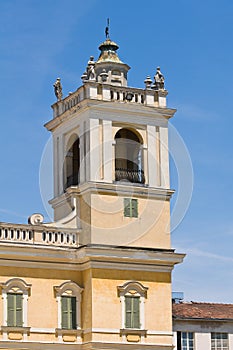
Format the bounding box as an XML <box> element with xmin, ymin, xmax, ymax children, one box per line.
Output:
<box><xmin>1</xmin><ymin>326</ymin><xmax>30</xmax><ymax>340</ymax></box>
<box><xmin>120</xmin><ymin>328</ymin><xmax>147</xmax><ymax>336</ymax></box>
<box><xmin>1</xmin><ymin>326</ymin><xmax>30</xmax><ymax>334</ymax></box>
<box><xmin>55</xmin><ymin>328</ymin><xmax>82</xmax><ymax>343</ymax></box>
<box><xmin>55</xmin><ymin>328</ymin><xmax>82</xmax><ymax>336</ymax></box>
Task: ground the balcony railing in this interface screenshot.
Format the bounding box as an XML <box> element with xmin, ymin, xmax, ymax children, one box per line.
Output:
<box><xmin>115</xmin><ymin>168</ymin><xmax>145</xmax><ymax>184</ymax></box>
<box><xmin>0</xmin><ymin>223</ymin><xmax>79</xmax><ymax>248</ymax></box>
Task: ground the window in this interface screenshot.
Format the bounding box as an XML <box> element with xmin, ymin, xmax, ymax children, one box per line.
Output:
<box><xmin>117</xmin><ymin>281</ymin><xmax>148</xmax><ymax>331</ymax></box>
<box><xmin>115</xmin><ymin>128</ymin><xmax>145</xmax><ymax>184</ymax></box>
<box><xmin>61</xmin><ymin>296</ymin><xmax>76</xmax><ymax>330</ymax></box>
<box><xmin>125</xmin><ymin>296</ymin><xmax>140</xmax><ymax>328</ymax></box>
<box><xmin>177</xmin><ymin>332</ymin><xmax>194</xmax><ymax>350</ymax></box>
<box><xmin>7</xmin><ymin>293</ymin><xmax>23</xmax><ymax>327</ymax></box>
<box><xmin>54</xmin><ymin>281</ymin><xmax>83</xmax><ymax>330</ymax></box>
<box><xmin>64</xmin><ymin>135</ymin><xmax>80</xmax><ymax>191</ymax></box>
<box><xmin>124</xmin><ymin>198</ymin><xmax>138</xmax><ymax>218</ymax></box>
<box><xmin>0</xmin><ymin>278</ymin><xmax>31</xmax><ymax>328</ymax></box>
<box><xmin>211</xmin><ymin>333</ymin><xmax>228</xmax><ymax>350</ymax></box>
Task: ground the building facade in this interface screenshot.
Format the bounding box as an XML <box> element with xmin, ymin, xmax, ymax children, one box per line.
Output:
<box><xmin>0</xmin><ymin>34</ymin><xmax>184</xmax><ymax>350</ymax></box>
<box><xmin>173</xmin><ymin>301</ymin><xmax>233</xmax><ymax>350</ymax></box>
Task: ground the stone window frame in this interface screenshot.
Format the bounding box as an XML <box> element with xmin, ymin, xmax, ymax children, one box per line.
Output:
<box><xmin>117</xmin><ymin>281</ymin><xmax>148</xmax><ymax>331</ymax></box>
<box><xmin>0</xmin><ymin>278</ymin><xmax>31</xmax><ymax>328</ymax></box>
<box><xmin>54</xmin><ymin>281</ymin><xmax>83</xmax><ymax>331</ymax></box>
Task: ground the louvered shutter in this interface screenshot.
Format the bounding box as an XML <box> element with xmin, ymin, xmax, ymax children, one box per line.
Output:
<box><xmin>132</xmin><ymin>297</ymin><xmax>140</xmax><ymax>328</ymax></box>
<box><xmin>124</xmin><ymin>198</ymin><xmax>131</xmax><ymax>217</ymax></box>
<box><xmin>61</xmin><ymin>296</ymin><xmax>76</xmax><ymax>329</ymax></box>
<box><xmin>7</xmin><ymin>293</ymin><xmax>14</xmax><ymax>326</ymax></box>
<box><xmin>125</xmin><ymin>296</ymin><xmax>132</xmax><ymax>328</ymax></box>
<box><xmin>15</xmin><ymin>294</ymin><xmax>23</xmax><ymax>326</ymax></box>
<box><xmin>61</xmin><ymin>296</ymin><xmax>69</xmax><ymax>329</ymax></box>
<box><xmin>7</xmin><ymin>293</ymin><xmax>22</xmax><ymax>327</ymax></box>
<box><xmin>131</xmin><ymin>199</ymin><xmax>138</xmax><ymax>218</ymax></box>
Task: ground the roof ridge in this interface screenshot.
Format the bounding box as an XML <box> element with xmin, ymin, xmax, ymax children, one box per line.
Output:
<box><xmin>175</xmin><ymin>301</ymin><xmax>233</xmax><ymax>306</ymax></box>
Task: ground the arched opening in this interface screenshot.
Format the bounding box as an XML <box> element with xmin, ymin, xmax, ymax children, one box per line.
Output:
<box><xmin>64</xmin><ymin>137</ymin><xmax>80</xmax><ymax>190</ymax></box>
<box><xmin>115</xmin><ymin>128</ymin><xmax>145</xmax><ymax>184</ymax></box>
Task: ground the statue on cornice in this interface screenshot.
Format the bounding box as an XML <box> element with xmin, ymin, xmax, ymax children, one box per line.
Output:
<box><xmin>53</xmin><ymin>78</ymin><xmax>63</xmax><ymax>101</ymax></box>
<box><xmin>153</xmin><ymin>67</ymin><xmax>165</xmax><ymax>90</ymax></box>
<box><xmin>86</xmin><ymin>56</ymin><xmax>96</xmax><ymax>81</ymax></box>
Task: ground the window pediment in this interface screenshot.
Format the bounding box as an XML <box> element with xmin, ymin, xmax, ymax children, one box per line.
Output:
<box><xmin>54</xmin><ymin>280</ymin><xmax>83</xmax><ymax>298</ymax></box>
<box><xmin>117</xmin><ymin>281</ymin><xmax>148</xmax><ymax>298</ymax></box>
<box><xmin>0</xmin><ymin>278</ymin><xmax>31</xmax><ymax>294</ymax></box>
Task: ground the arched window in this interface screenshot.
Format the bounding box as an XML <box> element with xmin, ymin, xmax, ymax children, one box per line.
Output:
<box><xmin>0</xmin><ymin>278</ymin><xmax>31</xmax><ymax>328</ymax></box>
<box><xmin>115</xmin><ymin>129</ymin><xmax>145</xmax><ymax>184</ymax></box>
<box><xmin>117</xmin><ymin>281</ymin><xmax>148</xmax><ymax>330</ymax></box>
<box><xmin>64</xmin><ymin>135</ymin><xmax>80</xmax><ymax>190</ymax></box>
<box><xmin>54</xmin><ymin>281</ymin><xmax>83</xmax><ymax>330</ymax></box>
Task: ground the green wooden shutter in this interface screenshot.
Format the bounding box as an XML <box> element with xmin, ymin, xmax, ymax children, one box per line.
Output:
<box><xmin>131</xmin><ymin>199</ymin><xmax>138</xmax><ymax>218</ymax></box>
<box><xmin>132</xmin><ymin>297</ymin><xmax>140</xmax><ymax>328</ymax></box>
<box><xmin>16</xmin><ymin>294</ymin><xmax>23</xmax><ymax>327</ymax></box>
<box><xmin>124</xmin><ymin>199</ymin><xmax>138</xmax><ymax>218</ymax></box>
<box><xmin>125</xmin><ymin>296</ymin><xmax>132</xmax><ymax>328</ymax></box>
<box><xmin>61</xmin><ymin>296</ymin><xmax>76</xmax><ymax>329</ymax></box>
<box><xmin>7</xmin><ymin>293</ymin><xmax>22</xmax><ymax>327</ymax></box>
<box><xmin>125</xmin><ymin>296</ymin><xmax>140</xmax><ymax>329</ymax></box>
<box><xmin>61</xmin><ymin>296</ymin><xmax>69</xmax><ymax>329</ymax></box>
<box><xmin>124</xmin><ymin>198</ymin><xmax>131</xmax><ymax>217</ymax></box>
<box><xmin>7</xmin><ymin>293</ymin><xmax>14</xmax><ymax>326</ymax></box>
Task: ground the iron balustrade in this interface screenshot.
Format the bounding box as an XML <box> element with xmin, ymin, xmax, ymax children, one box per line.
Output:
<box><xmin>115</xmin><ymin>168</ymin><xmax>145</xmax><ymax>184</ymax></box>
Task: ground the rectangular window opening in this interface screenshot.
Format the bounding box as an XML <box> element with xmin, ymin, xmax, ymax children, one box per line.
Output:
<box><xmin>61</xmin><ymin>296</ymin><xmax>76</xmax><ymax>330</ymax></box>
<box><xmin>125</xmin><ymin>296</ymin><xmax>140</xmax><ymax>329</ymax></box>
<box><xmin>211</xmin><ymin>333</ymin><xmax>228</xmax><ymax>350</ymax></box>
<box><xmin>124</xmin><ymin>198</ymin><xmax>138</xmax><ymax>218</ymax></box>
<box><xmin>7</xmin><ymin>293</ymin><xmax>23</xmax><ymax>327</ymax></box>
<box><xmin>177</xmin><ymin>332</ymin><xmax>194</xmax><ymax>350</ymax></box>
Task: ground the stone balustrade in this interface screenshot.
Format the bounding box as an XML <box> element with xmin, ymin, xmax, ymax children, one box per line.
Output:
<box><xmin>52</xmin><ymin>82</ymin><xmax>167</xmax><ymax>119</ymax></box>
<box><xmin>0</xmin><ymin>223</ymin><xmax>79</xmax><ymax>248</ymax></box>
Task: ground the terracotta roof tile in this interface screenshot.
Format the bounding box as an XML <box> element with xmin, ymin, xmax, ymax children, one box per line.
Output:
<box><xmin>173</xmin><ymin>302</ymin><xmax>233</xmax><ymax>320</ymax></box>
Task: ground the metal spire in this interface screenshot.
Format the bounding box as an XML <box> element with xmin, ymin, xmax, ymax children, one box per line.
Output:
<box><xmin>105</xmin><ymin>18</ymin><xmax>110</xmax><ymax>39</ymax></box>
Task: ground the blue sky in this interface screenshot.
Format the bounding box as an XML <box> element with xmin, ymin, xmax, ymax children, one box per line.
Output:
<box><xmin>1</xmin><ymin>0</ymin><xmax>233</xmax><ymax>303</ymax></box>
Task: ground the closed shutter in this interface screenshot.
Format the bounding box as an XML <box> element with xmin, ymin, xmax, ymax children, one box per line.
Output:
<box><xmin>61</xmin><ymin>296</ymin><xmax>76</xmax><ymax>329</ymax></box>
<box><xmin>124</xmin><ymin>198</ymin><xmax>138</xmax><ymax>218</ymax></box>
<box><xmin>124</xmin><ymin>198</ymin><xmax>131</xmax><ymax>217</ymax></box>
<box><xmin>132</xmin><ymin>296</ymin><xmax>140</xmax><ymax>328</ymax></box>
<box><xmin>125</xmin><ymin>296</ymin><xmax>131</xmax><ymax>328</ymax></box>
<box><xmin>7</xmin><ymin>293</ymin><xmax>23</xmax><ymax>327</ymax></box>
<box><xmin>7</xmin><ymin>293</ymin><xmax>14</xmax><ymax>326</ymax></box>
<box><xmin>125</xmin><ymin>296</ymin><xmax>140</xmax><ymax>328</ymax></box>
<box><xmin>131</xmin><ymin>199</ymin><xmax>138</xmax><ymax>218</ymax></box>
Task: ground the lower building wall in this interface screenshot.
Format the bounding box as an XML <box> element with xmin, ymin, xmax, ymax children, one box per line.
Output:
<box><xmin>173</xmin><ymin>320</ymin><xmax>233</xmax><ymax>350</ymax></box>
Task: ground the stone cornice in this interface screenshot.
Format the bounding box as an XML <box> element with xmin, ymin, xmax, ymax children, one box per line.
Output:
<box><xmin>49</xmin><ymin>181</ymin><xmax>174</xmax><ymax>209</ymax></box>
<box><xmin>45</xmin><ymin>98</ymin><xmax>176</xmax><ymax>132</ymax></box>
<box><xmin>0</xmin><ymin>244</ymin><xmax>185</xmax><ymax>272</ymax></box>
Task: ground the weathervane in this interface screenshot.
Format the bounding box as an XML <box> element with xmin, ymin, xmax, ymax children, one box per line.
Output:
<box><xmin>105</xmin><ymin>18</ymin><xmax>110</xmax><ymax>39</ymax></box>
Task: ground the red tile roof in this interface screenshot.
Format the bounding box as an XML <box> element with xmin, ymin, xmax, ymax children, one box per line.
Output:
<box><xmin>173</xmin><ymin>302</ymin><xmax>233</xmax><ymax>320</ymax></box>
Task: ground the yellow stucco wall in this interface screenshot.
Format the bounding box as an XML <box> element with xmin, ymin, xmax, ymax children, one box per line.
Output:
<box><xmin>90</xmin><ymin>193</ymin><xmax>171</xmax><ymax>248</ymax></box>
<box><xmin>92</xmin><ymin>269</ymin><xmax>172</xmax><ymax>331</ymax></box>
<box><xmin>0</xmin><ymin>264</ymin><xmax>172</xmax><ymax>345</ymax></box>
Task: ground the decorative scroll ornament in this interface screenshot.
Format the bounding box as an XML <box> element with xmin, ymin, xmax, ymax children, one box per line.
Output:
<box><xmin>28</xmin><ymin>213</ymin><xmax>44</xmax><ymax>225</ymax></box>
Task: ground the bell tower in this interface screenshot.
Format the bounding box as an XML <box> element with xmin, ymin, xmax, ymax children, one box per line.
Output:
<box><xmin>43</xmin><ymin>34</ymin><xmax>184</xmax><ymax>350</ymax></box>
<box><xmin>45</xmin><ymin>35</ymin><xmax>176</xmax><ymax>250</ymax></box>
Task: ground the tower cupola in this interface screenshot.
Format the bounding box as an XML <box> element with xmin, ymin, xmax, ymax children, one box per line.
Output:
<box><xmin>88</xmin><ymin>37</ymin><xmax>131</xmax><ymax>87</ymax></box>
